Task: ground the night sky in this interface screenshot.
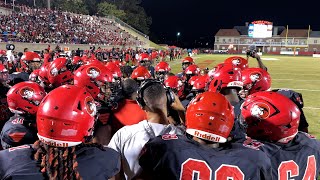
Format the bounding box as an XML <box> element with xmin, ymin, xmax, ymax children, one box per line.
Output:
<box><xmin>141</xmin><ymin>0</ymin><xmax>320</xmax><ymax>48</ymax></box>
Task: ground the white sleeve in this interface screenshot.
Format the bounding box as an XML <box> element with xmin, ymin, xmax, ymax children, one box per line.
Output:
<box><xmin>107</xmin><ymin>129</ymin><xmax>122</xmax><ymax>152</ymax></box>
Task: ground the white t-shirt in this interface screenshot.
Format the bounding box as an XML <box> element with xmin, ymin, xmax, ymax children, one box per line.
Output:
<box><xmin>108</xmin><ymin>120</ymin><xmax>181</xmax><ymax>180</ymax></box>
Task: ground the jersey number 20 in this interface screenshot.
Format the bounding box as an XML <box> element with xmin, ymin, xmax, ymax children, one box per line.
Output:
<box><xmin>180</xmin><ymin>158</ymin><xmax>244</xmax><ymax>180</ymax></box>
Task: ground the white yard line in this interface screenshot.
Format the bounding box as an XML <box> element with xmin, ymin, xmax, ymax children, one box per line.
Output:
<box><xmin>304</xmin><ymin>107</ymin><xmax>320</xmax><ymax>110</ymax></box>
<box><xmin>272</xmin><ymin>73</ymin><xmax>320</xmax><ymax>76</ymax></box>
<box><xmin>273</xmin><ymin>79</ymin><xmax>320</xmax><ymax>81</ymax></box>
<box><xmin>273</xmin><ymin>88</ymin><xmax>320</xmax><ymax>92</ymax></box>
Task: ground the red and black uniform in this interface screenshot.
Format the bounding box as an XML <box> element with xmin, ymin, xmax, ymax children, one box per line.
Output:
<box><xmin>139</xmin><ymin>135</ymin><xmax>272</xmax><ymax>180</ymax></box>
<box><xmin>0</xmin><ymin>145</ymin><xmax>121</xmax><ymax>180</ymax></box>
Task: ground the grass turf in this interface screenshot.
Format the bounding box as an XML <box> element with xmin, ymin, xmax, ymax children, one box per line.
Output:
<box><xmin>167</xmin><ymin>54</ymin><xmax>320</xmax><ymax>138</ymax></box>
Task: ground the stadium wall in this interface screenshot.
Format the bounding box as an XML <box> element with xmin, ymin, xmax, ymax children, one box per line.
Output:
<box><xmin>0</xmin><ymin>42</ymin><xmax>135</xmax><ymax>52</ymax></box>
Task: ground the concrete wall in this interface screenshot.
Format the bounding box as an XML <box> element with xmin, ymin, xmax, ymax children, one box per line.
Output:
<box><xmin>0</xmin><ymin>7</ymin><xmax>12</xmax><ymax>16</ymax></box>
<box><xmin>0</xmin><ymin>42</ymin><xmax>138</xmax><ymax>52</ymax></box>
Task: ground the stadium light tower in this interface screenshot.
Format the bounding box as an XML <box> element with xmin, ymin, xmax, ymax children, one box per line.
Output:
<box><xmin>177</xmin><ymin>32</ymin><xmax>181</xmax><ymax>45</ymax></box>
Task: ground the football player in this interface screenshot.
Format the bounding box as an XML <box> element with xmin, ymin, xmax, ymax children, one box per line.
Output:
<box><xmin>108</xmin><ymin>80</ymin><xmax>184</xmax><ymax>180</ymax></box>
<box><xmin>154</xmin><ymin>61</ymin><xmax>171</xmax><ymax>82</ymax></box>
<box><xmin>0</xmin><ymin>64</ymin><xmax>12</xmax><ymax>129</ymax></box>
<box><xmin>74</xmin><ymin>62</ymin><xmax>116</xmax><ymax>145</ymax></box>
<box><xmin>1</xmin><ymin>81</ymin><xmax>46</xmax><ymax>149</ymax></box>
<box><xmin>241</xmin><ymin>67</ymin><xmax>309</xmax><ymax>132</ymax></box>
<box><xmin>0</xmin><ymin>85</ymin><xmax>121</xmax><ymax>179</ymax></box>
<box><xmin>137</xmin><ymin>92</ymin><xmax>272</xmax><ymax>180</ymax></box>
<box><xmin>241</xmin><ymin>91</ymin><xmax>320</xmax><ymax>179</ymax></box>
<box><xmin>208</xmin><ymin>63</ymin><xmax>245</xmax><ymax>141</ymax></box>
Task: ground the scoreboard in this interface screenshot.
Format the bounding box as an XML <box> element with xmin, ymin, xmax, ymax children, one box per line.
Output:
<box><xmin>248</xmin><ymin>20</ymin><xmax>273</xmax><ymax>38</ymax></box>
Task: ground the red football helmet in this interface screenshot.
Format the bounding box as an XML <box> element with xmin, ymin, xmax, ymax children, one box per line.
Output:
<box><xmin>224</xmin><ymin>56</ymin><xmax>248</xmax><ymax>70</ymax></box>
<box><xmin>184</xmin><ymin>64</ymin><xmax>200</xmax><ymax>76</ymax></box>
<box><xmin>7</xmin><ymin>81</ymin><xmax>46</xmax><ymax>115</ymax></box>
<box><xmin>186</xmin><ymin>92</ymin><xmax>234</xmax><ymax>143</ymax></box>
<box><xmin>155</xmin><ymin>61</ymin><xmax>171</xmax><ymax>81</ymax></box>
<box><xmin>105</xmin><ymin>61</ymin><xmax>123</xmax><ymax>79</ymax></box>
<box><xmin>188</xmin><ymin>75</ymin><xmax>198</xmax><ymax>87</ymax></box>
<box><xmin>38</xmin><ymin>64</ymin><xmax>51</xmax><ymax>86</ymax></box>
<box><xmin>74</xmin><ymin>63</ymin><xmax>114</xmax><ymax>102</ymax></box>
<box><xmin>138</xmin><ymin>53</ymin><xmax>151</xmax><ymax>67</ymax></box>
<box><xmin>208</xmin><ymin>63</ymin><xmax>243</xmax><ymax>92</ymax></box>
<box><xmin>71</xmin><ymin>56</ymin><xmax>83</xmax><ymax>68</ymax></box>
<box><xmin>130</xmin><ymin>66</ymin><xmax>151</xmax><ymax>81</ymax></box>
<box><xmin>37</xmin><ymin>85</ymin><xmax>96</xmax><ymax>147</ymax></box>
<box><xmin>164</xmin><ymin>76</ymin><xmax>184</xmax><ymax>98</ymax></box>
<box><xmin>192</xmin><ymin>75</ymin><xmax>210</xmax><ymax>93</ymax></box>
<box><xmin>0</xmin><ymin>64</ymin><xmax>9</xmax><ymax>82</ymax></box>
<box><xmin>20</xmin><ymin>51</ymin><xmax>42</xmax><ymax>73</ymax></box>
<box><xmin>241</xmin><ymin>68</ymin><xmax>271</xmax><ymax>95</ymax></box>
<box><xmin>29</xmin><ymin>69</ymin><xmax>40</xmax><ymax>82</ymax></box>
<box><xmin>182</xmin><ymin>56</ymin><xmax>194</xmax><ymax>70</ymax></box>
<box><xmin>47</xmin><ymin>58</ymin><xmax>73</xmax><ymax>87</ymax></box>
<box><xmin>241</xmin><ymin>91</ymin><xmax>300</xmax><ymax>143</ymax></box>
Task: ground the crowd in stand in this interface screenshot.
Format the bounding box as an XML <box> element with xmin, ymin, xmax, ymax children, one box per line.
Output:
<box><xmin>0</xmin><ymin>5</ymin><xmax>145</xmax><ymax>46</ymax></box>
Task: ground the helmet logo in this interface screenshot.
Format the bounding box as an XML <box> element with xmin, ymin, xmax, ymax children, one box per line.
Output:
<box><xmin>20</xmin><ymin>87</ymin><xmax>34</xmax><ymax>100</ymax></box>
<box><xmin>51</xmin><ymin>67</ymin><xmax>59</xmax><ymax>76</ymax></box>
<box><xmin>85</xmin><ymin>96</ymin><xmax>96</xmax><ymax>117</ymax></box>
<box><xmin>250</xmin><ymin>73</ymin><xmax>262</xmax><ymax>82</ymax></box>
<box><xmin>87</xmin><ymin>67</ymin><xmax>100</xmax><ymax>79</ymax></box>
<box><xmin>232</xmin><ymin>59</ymin><xmax>241</xmax><ymax>65</ymax></box>
<box><xmin>251</xmin><ymin>103</ymin><xmax>270</xmax><ymax>119</ymax></box>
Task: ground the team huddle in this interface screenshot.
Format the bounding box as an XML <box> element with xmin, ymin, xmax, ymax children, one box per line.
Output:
<box><xmin>0</xmin><ymin>48</ymin><xmax>319</xmax><ymax>180</ymax></box>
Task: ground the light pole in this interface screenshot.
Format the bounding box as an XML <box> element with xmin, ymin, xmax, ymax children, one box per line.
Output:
<box><xmin>177</xmin><ymin>32</ymin><xmax>181</xmax><ymax>45</ymax></box>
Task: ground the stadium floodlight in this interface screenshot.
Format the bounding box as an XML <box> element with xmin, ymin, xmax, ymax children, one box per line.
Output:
<box><xmin>176</xmin><ymin>32</ymin><xmax>181</xmax><ymax>45</ymax></box>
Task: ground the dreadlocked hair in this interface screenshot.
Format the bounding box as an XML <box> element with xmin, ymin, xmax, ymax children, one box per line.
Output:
<box><xmin>33</xmin><ymin>140</ymin><xmax>105</xmax><ymax>180</ymax></box>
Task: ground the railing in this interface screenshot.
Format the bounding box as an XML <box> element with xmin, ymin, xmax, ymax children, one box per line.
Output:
<box><xmin>0</xmin><ymin>34</ymin><xmax>18</xmax><ymax>42</ymax></box>
<box><xmin>215</xmin><ymin>41</ymin><xmax>308</xmax><ymax>46</ymax></box>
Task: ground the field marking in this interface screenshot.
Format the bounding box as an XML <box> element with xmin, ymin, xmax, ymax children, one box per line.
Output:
<box><xmin>304</xmin><ymin>107</ymin><xmax>320</xmax><ymax>110</ymax></box>
<box><xmin>273</xmin><ymin>88</ymin><xmax>320</xmax><ymax>92</ymax></box>
<box><xmin>273</xmin><ymin>79</ymin><xmax>320</xmax><ymax>81</ymax></box>
<box><xmin>271</xmin><ymin>73</ymin><xmax>320</xmax><ymax>76</ymax></box>
<box><xmin>262</xmin><ymin>58</ymin><xmax>280</xmax><ymax>61</ymax></box>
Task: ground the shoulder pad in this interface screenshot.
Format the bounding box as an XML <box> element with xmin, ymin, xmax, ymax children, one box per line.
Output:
<box><xmin>300</xmin><ymin>132</ymin><xmax>316</xmax><ymax>139</ymax></box>
<box><xmin>243</xmin><ymin>137</ymin><xmax>264</xmax><ymax>150</ymax></box>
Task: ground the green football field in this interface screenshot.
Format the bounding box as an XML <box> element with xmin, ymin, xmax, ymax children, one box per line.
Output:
<box><xmin>167</xmin><ymin>54</ymin><xmax>320</xmax><ymax>138</ymax></box>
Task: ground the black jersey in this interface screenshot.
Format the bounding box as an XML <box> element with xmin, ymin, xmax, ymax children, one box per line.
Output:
<box><xmin>0</xmin><ymin>145</ymin><xmax>121</xmax><ymax>180</ymax></box>
<box><xmin>139</xmin><ymin>134</ymin><xmax>272</xmax><ymax>180</ymax></box>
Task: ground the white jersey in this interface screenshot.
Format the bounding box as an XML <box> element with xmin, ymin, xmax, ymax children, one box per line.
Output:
<box><xmin>108</xmin><ymin>120</ymin><xmax>182</xmax><ymax>180</ymax></box>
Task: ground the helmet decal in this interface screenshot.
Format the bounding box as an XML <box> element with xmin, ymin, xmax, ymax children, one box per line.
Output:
<box><xmin>232</xmin><ymin>59</ymin><xmax>241</xmax><ymax>65</ymax></box>
<box><xmin>19</xmin><ymin>87</ymin><xmax>34</xmax><ymax>100</ymax></box>
<box><xmin>249</xmin><ymin>72</ymin><xmax>262</xmax><ymax>82</ymax></box>
<box><xmin>50</xmin><ymin>67</ymin><xmax>59</xmax><ymax>76</ymax></box>
<box><xmin>250</xmin><ymin>103</ymin><xmax>270</xmax><ymax>119</ymax></box>
<box><xmin>87</xmin><ymin>67</ymin><xmax>101</xmax><ymax>79</ymax></box>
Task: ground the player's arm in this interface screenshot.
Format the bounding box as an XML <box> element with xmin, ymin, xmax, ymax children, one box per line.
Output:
<box><xmin>246</xmin><ymin>50</ymin><xmax>268</xmax><ymax>71</ymax></box>
<box><xmin>254</xmin><ymin>53</ymin><xmax>268</xmax><ymax>71</ymax></box>
<box><xmin>170</xmin><ymin>93</ymin><xmax>186</xmax><ymax>124</ymax></box>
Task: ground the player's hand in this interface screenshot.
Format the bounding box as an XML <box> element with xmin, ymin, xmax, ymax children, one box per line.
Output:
<box><xmin>170</xmin><ymin>94</ymin><xmax>185</xmax><ymax>112</ymax></box>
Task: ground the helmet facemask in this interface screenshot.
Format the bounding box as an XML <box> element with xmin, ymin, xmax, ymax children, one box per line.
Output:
<box><xmin>182</xmin><ymin>62</ymin><xmax>191</xmax><ymax>70</ymax></box>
